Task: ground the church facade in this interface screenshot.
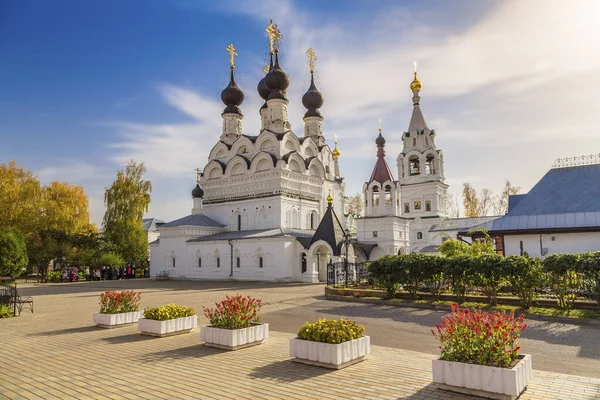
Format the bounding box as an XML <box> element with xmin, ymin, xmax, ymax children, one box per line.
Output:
<box><xmin>150</xmin><ymin>21</ymin><xmax>480</xmax><ymax>282</ymax></box>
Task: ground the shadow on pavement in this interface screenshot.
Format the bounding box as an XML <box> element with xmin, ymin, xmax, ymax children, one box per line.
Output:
<box><xmin>101</xmin><ymin>333</ymin><xmax>157</xmax><ymax>345</ymax></box>
<box><xmin>400</xmin><ymin>383</ymin><xmax>481</xmax><ymax>399</ymax></box>
<box><xmin>137</xmin><ymin>343</ymin><xmax>224</xmax><ymax>363</ymax></box>
<box><xmin>27</xmin><ymin>325</ymin><xmax>100</xmax><ymax>336</ymax></box>
<box><xmin>249</xmin><ymin>359</ymin><xmax>333</xmax><ymax>382</ymax></box>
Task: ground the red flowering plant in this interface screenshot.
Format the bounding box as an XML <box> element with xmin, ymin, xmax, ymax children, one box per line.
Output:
<box><xmin>431</xmin><ymin>303</ymin><xmax>527</xmax><ymax>368</ymax></box>
<box><xmin>99</xmin><ymin>290</ymin><xmax>141</xmax><ymax>314</ymax></box>
<box><xmin>202</xmin><ymin>294</ymin><xmax>262</xmax><ymax>330</ymax></box>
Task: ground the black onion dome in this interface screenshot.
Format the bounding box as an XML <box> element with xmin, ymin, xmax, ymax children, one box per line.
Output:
<box><xmin>375</xmin><ymin>132</ymin><xmax>386</xmax><ymax>146</ymax></box>
<box><xmin>264</xmin><ymin>53</ymin><xmax>290</xmax><ymax>92</ymax></box>
<box><xmin>221</xmin><ymin>69</ymin><xmax>244</xmax><ymax>108</ymax></box>
<box><xmin>302</xmin><ymin>73</ymin><xmax>324</xmax><ymax>110</ymax></box>
<box><xmin>303</xmin><ymin>108</ymin><xmax>322</xmax><ymax>118</ymax></box>
<box><xmin>267</xmin><ymin>89</ymin><xmax>287</xmax><ymax>101</ymax></box>
<box><xmin>257</xmin><ymin>77</ymin><xmax>270</xmax><ymax>100</ymax></box>
<box><xmin>191</xmin><ymin>183</ymin><xmax>204</xmax><ymax>198</ymax></box>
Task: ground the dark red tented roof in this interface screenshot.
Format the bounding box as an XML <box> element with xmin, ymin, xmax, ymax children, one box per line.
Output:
<box><xmin>368</xmin><ymin>156</ymin><xmax>394</xmax><ymax>184</ymax></box>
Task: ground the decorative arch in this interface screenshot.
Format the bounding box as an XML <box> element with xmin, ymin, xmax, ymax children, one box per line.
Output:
<box><xmin>302</xmin><ymin>140</ymin><xmax>319</xmax><ymax>158</ymax></box>
<box><xmin>256</xmin><ymin>131</ymin><xmax>278</xmax><ymax>151</ymax></box>
<box><xmin>307</xmin><ymin>158</ymin><xmax>325</xmax><ymax>178</ymax></box>
<box><xmin>225</xmin><ymin>155</ymin><xmax>250</xmax><ymax>177</ymax></box>
<box><xmin>369</xmin><ymin>246</ymin><xmax>385</xmax><ymax>261</ymax></box>
<box><xmin>231</xmin><ymin>136</ymin><xmax>254</xmax><ymax>155</ymax></box>
<box><xmin>285</xmin><ymin>152</ymin><xmax>306</xmax><ymax>173</ymax></box>
<box><xmin>204</xmin><ymin>160</ymin><xmax>226</xmax><ymax>179</ymax></box>
<box><xmin>208</xmin><ymin>142</ymin><xmax>229</xmax><ymax>160</ymax></box>
<box><xmin>249</xmin><ymin>151</ymin><xmax>277</xmax><ymax>173</ymax></box>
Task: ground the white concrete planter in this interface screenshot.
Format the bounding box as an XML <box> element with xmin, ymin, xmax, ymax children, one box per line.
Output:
<box><xmin>289</xmin><ymin>336</ymin><xmax>370</xmax><ymax>369</ymax></box>
<box><xmin>93</xmin><ymin>311</ymin><xmax>143</xmax><ymax>328</ymax></box>
<box><xmin>138</xmin><ymin>315</ymin><xmax>198</xmax><ymax>337</ymax></box>
<box><xmin>200</xmin><ymin>323</ymin><xmax>269</xmax><ymax>350</ymax></box>
<box><xmin>432</xmin><ymin>354</ymin><xmax>532</xmax><ymax>400</ymax></box>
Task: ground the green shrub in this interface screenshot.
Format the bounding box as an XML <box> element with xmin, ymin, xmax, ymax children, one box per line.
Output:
<box><xmin>421</xmin><ymin>255</ymin><xmax>445</xmax><ymax>301</ymax></box>
<box><xmin>297</xmin><ymin>318</ymin><xmax>365</xmax><ymax>344</ymax></box>
<box><xmin>0</xmin><ymin>304</ymin><xmax>13</xmax><ymax>318</ymax></box>
<box><xmin>98</xmin><ymin>252</ymin><xmax>125</xmax><ymax>267</ymax></box>
<box><xmin>507</xmin><ymin>255</ymin><xmax>545</xmax><ymax>309</ymax></box>
<box><xmin>45</xmin><ymin>271</ymin><xmax>62</xmax><ymax>283</ymax></box>
<box><xmin>0</xmin><ymin>227</ymin><xmax>28</xmax><ymax>278</ymax></box>
<box><xmin>543</xmin><ymin>254</ymin><xmax>581</xmax><ymax>310</ymax></box>
<box><xmin>580</xmin><ymin>251</ymin><xmax>600</xmax><ymax>306</ymax></box>
<box><xmin>473</xmin><ymin>254</ymin><xmax>508</xmax><ymax>306</ymax></box>
<box><xmin>368</xmin><ymin>255</ymin><xmax>403</xmax><ymax>299</ymax></box>
<box><xmin>447</xmin><ymin>255</ymin><xmax>474</xmax><ymax>303</ymax></box>
<box><xmin>143</xmin><ymin>304</ymin><xmax>195</xmax><ymax>321</ymax></box>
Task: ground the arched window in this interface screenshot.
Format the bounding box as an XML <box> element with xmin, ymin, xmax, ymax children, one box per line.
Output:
<box><xmin>417</xmin><ymin>232</ymin><xmax>423</xmax><ymax>240</ymax></box>
<box><xmin>425</xmin><ymin>201</ymin><xmax>431</xmax><ymax>211</ymax></box>
<box><xmin>259</xmin><ymin>257</ymin><xmax>264</xmax><ymax>268</ymax></box>
<box><xmin>217</xmin><ymin>257</ymin><xmax>221</xmax><ymax>268</ymax></box>
<box><xmin>301</xmin><ymin>253</ymin><xmax>307</xmax><ymax>273</ymax></box>
<box><xmin>198</xmin><ymin>258</ymin><xmax>202</xmax><ymax>268</ymax></box>
<box><xmin>372</xmin><ymin>186</ymin><xmax>380</xmax><ymax>206</ymax></box>
<box><xmin>384</xmin><ymin>185</ymin><xmax>392</xmax><ymax>206</ymax></box>
<box><xmin>172</xmin><ymin>258</ymin><xmax>176</xmax><ymax>268</ymax></box>
<box><xmin>236</xmin><ymin>257</ymin><xmax>240</xmax><ymax>268</ymax></box>
<box><xmin>310</xmin><ymin>212</ymin><xmax>315</xmax><ymax>229</ymax></box>
<box><xmin>404</xmin><ymin>202</ymin><xmax>410</xmax><ymax>213</ymax></box>
<box><xmin>237</xmin><ymin>214</ymin><xmax>241</xmax><ymax>231</ymax></box>
<box><xmin>237</xmin><ymin>146</ymin><xmax>247</xmax><ymax>154</ymax></box>
<box><xmin>409</xmin><ymin>156</ymin><xmax>420</xmax><ymax>175</ymax></box>
<box><xmin>413</xmin><ymin>138</ymin><xmax>416</xmax><ymax>146</ymax></box>
<box><xmin>425</xmin><ymin>155</ymin><xmax>435</xmax><ymax>175</ymax></box>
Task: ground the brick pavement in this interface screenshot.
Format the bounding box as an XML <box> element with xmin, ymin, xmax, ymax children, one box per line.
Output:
<box><xmin>1</xmin><ymin>281</ymin><xmax>599</xmax><ymax>399</ymax></box>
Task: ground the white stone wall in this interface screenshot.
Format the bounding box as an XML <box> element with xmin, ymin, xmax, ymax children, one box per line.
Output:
<box><xmin>504</xmin><ymin>232</ymin><xmax>600</xmax><ymax>257</ymax></box>
<box><xmin>355</xmin><ymin>216</ymin><xmax>411</xmax><ymax>257</ymax></box>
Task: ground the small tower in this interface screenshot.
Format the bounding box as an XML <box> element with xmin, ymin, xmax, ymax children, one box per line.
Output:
<box><xmin>332</xmin><ymin>134</ymin><xmax>341</xmax><ymax>178</ymax></box>
<box><xmin>302</xmin><ymin>48</ymin><xmax>325</xmax><ymax>145</ymax></box>
<box><xmin>191</xmin><ymin>168</ymin><xmax>204</xmax><ymax>215</ymax></box>
<box><xmin>220</xmin><ymin>43</ymin><xmax>244</xmax><ymax>144</ymax></box>
<box><xmin>264</xmin><ymin>20</ymin><xmax>290</xmax><ymax>134</ymax></box>
<box><xmin>364</xmin><ymin>122</ymin><xmax>400</xmax><ymax>217</ymax></box>
<box><xmin>396</xmin><ymin>65</ymin><xmax>448</xmax><ymax>219</ymax></box>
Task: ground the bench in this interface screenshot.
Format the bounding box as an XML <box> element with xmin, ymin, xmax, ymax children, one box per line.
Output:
<box><xmin>155</xmin><ymin>270</ymin><xmax>169</xmax><ymax>280</ymax></box>
<box><xmin>0</xmin><ymin>283</ymin><xmax>34</xmax><ymax>315</ymax></box>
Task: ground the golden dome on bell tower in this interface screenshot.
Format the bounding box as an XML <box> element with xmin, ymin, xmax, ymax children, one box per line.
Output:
<box><xmin>410</xmin><ymin>71</ymin><xmax>422</xmax><ymax>92</ymax></box>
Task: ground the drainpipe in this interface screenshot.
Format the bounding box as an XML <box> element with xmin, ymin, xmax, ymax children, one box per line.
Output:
<box><xmin>228</xmin><ymin>240</ymin><xmax>234</xmax><ymax>277</ymax></box>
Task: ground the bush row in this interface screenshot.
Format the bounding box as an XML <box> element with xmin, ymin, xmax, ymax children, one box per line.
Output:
<box><xmin>367</xmin><ymin>252</ymin><xmax>600</xmax><ymax>310</ymax></box>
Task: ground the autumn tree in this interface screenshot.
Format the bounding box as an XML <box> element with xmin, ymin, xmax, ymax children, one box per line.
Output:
<box><xmin>462</xmin><ymin>183</ymin><xmax>479</xmax><ymax>217</ymax></box>
<box><xmin>495</xmin><ymin>180</ymin><xmax>520</xmax><ymax>215</ymax></box>
<box><xmin>103</xmin><ymin>161</ymin><xmax>152</xmax><ymax>265</ymax></box>
<box><xmin>0</xmin><ymin>228</ymin><xmax>28</xmax><ymax>278</ymax></box>
<box><xmin>346</xmin><ymin>193</ymin><xmax>363</xmax><ymax>216</ymax></box>
<box><xmin>41</xmin><ymin>181</ymin><xmax>93</xmax><ymax>235</ymax></box>
<box><xmin>0</xmin><ymin>161</ymin><xmax>41</xmax><ymax>236</ymax></box>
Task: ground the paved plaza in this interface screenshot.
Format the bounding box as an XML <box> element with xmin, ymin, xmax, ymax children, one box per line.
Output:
<box><xmin>1</xmin><ymin>280</ymin><xmax>599</xmax><ymax>399</ymax></box>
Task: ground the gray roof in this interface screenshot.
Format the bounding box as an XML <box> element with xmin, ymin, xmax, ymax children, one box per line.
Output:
<box><xmin>460</xmin><ymin>164</ymin><xmax>600</xmax><ymax>234</ymax></box>
<box><xmin>162</xmin><ymin>214</ymin><xmax>226</xmax><ymax>228</ymax></box>
<box><xmin>509</xmin><ymin>164</ymin><xmax>600</xmax><ymax>215</ymax></box>
<box><xmin>429</xmin><ymin>216</ymin><xmax>501</xmax><ymax>232</ymax></box>
<box><xmin>420</xmin><ymin>245</ymin><xmax>440</xmax><ymax>253</ymax></box>
<box><xmin>142</xmin><ymin>218</ymin><xmax>165</xmax><ymax>231</ymax></box>
<box><xmin>460</xmin><ymin>212</ymin><xmax>600</xmax><ymax>234</ymax></box>
<box><xmin>187</xmin><ymin>228</ymin><xmax>314</xmax><ymax>242</ymax></box>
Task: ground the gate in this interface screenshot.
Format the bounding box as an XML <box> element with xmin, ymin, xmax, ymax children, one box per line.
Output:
<box><xmin>326</xmin><ymin>261</ymin><xmax>368</xmax><ymax>287</ymax></box>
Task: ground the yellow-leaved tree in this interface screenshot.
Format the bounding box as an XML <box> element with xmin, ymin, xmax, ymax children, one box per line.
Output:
<box><xmin>0</xmin><ymin>161</ymin><xmax>42</xmax><ymax>236</ymax></box>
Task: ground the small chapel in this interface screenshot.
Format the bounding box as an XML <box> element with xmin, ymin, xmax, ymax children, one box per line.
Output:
<box><xmin>149</xmin><ymin>21</ymin><xmax>485</xmax><ymax>282</ymax></box>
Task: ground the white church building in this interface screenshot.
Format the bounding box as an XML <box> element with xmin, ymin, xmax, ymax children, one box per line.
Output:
<box><xmin>150</xmin><ymin>21</ymin><xmax>488</xmax><ymax>282</ymax></box>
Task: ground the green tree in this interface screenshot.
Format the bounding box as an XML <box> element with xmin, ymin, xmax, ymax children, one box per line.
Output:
<box><xmin>543</xmin><ymin>253</ymin><xmax>582</xmax><ymax>311</ymax></box>
<box><xmin>0</xmin><ymin>228</ymin><xmax>28</xmax><ymax>278</ymax></box>
<box><xmin>103</xmin><ymin>161</ymin><xmax>152</xmax><ymax>265</ymax></box>
<box><xmin>368</xmin><ymin>255</ymin><xmax>404</xmax><ymax>299</ymax></box>
<box><xmin>507</xmin><ymin>255</ymin><xmax>545</xmax><ymax>309</ymax></box>
<box><xmin>98</xmin><ymin>252</ymin><xmax>126</xmax><ymax>268</ymax></box>
<box><xmin>439</xmin><ymin>238</ymin><xmax>470</xmax><ymax>258</ymax></box>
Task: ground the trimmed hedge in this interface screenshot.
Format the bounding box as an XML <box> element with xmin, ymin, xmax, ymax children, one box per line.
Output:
<box><xmin>367</xmin><ymin>252</ymin><xmax>600</xmax><ymax>310</ymax></box>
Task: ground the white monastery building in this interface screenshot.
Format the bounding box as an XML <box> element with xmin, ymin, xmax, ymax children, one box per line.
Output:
<box><xmin>150</xmin><ymin>21</ymin><xmax>511</xmax><ymax>282</ymax></box>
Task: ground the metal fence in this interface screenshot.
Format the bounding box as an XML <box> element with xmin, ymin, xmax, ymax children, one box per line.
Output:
<box><xmin>326</xmin><ymin>261</ymin><xmax>368</xmax><ymax>287</ymax></box>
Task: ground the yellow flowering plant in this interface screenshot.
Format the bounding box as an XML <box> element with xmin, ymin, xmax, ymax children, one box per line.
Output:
<box><xmin>143</xmin><ymin>304</ymin><xmax>195</xmax><ymax>321</ymax></box>
<box><xmin>297</xmin><ymin>318</ymin><xmax>365</xmax><ymax>344</ymax></box>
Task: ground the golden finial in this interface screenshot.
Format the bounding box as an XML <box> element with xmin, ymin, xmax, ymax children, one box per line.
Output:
<box><xmin>225</xmin><ymin>43</ymin><xmax>238</xmax><ymax>70</ymax></box>
<box><xmin>266</xmin><ymin>19</ymin><xmax>283</xmax><ymax>53</ymax></box>
<box><xmin>332</xmin><ymin>133</ymin><xmax>340</xmax><ymax>159</ymax></box>
<box><xmin>378</xmin><ymin>118</ymin><xmax>382</xmax><ymax>133</ymax></box>
<box><xmin>306</xmin><ymin>48</ymin><xmax>317</xmax><ymax>74</ymax></box>
<box><xmin>327</xmin><ymin>187</ymin><xmax>333</xmax><ymax>204</ymax></box>
<box><xmin>262</xmin><ymin>64</ymin><xmax>269</xmax><ymax>74</ymax></box>
<box><xmin>410</xmin><ymin>61</ymin><xmax>422</xmax><ymax>92</ymax></box>
<box><xmin>194</xmin><ymin>168</ymin><xmax>201</xmax><ymax>184</ymax></box>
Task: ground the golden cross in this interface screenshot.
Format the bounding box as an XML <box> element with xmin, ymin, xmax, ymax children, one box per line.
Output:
<box><xmin>306</xmin><ymin>48</ymin><xmax>317</xmax><ymax>73</ymax></box>
<box><xmin>378</xmin><ymin>118</ymin><xmax>382</xmax><ymax>132</ymax></box>
<box><xmin>413</xmin><ymin>60</ymin><xmax>417</xmax><ymax>72</ymax></box>
<box><xmin>225</xmin><ymin>43</ymin><xmax>237</xmax><ymax>69</ymax></box>
<box><xmin>194</xmin><ymin>168</ymin><xmax>201</xmax><ymax>184</ymax></box>
<box><xmin>334</xmin><ymin>133</ymin><xmax>338</xmax><ymax>143</ymax></box>
<box><xmin>266</xmin><ymin>19</ymin><xmax>283</xmax><ymax>53</ymax></box>
<box><xmin>262</xmin><ymin>64</ymin><xmax>269</xmax><ymax>74</ymax></box>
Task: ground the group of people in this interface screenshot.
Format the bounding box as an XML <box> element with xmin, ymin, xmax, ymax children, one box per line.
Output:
<box><xmin>84</xmin><ymin>265</ymin><xmax>139</xmax><ymax>281</ymax></box>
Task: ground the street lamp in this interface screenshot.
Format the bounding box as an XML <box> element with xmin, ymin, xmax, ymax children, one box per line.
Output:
<box><xmin>343</xmin><ymin>228</ymin><xmax>351</xmax><ymax>287</ymax></box>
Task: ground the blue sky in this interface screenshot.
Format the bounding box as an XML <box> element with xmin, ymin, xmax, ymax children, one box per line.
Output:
<box><xmin>2</xmin><ymin>0</ymin><xmax>600</xmax><ymax>224</ymax></box>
